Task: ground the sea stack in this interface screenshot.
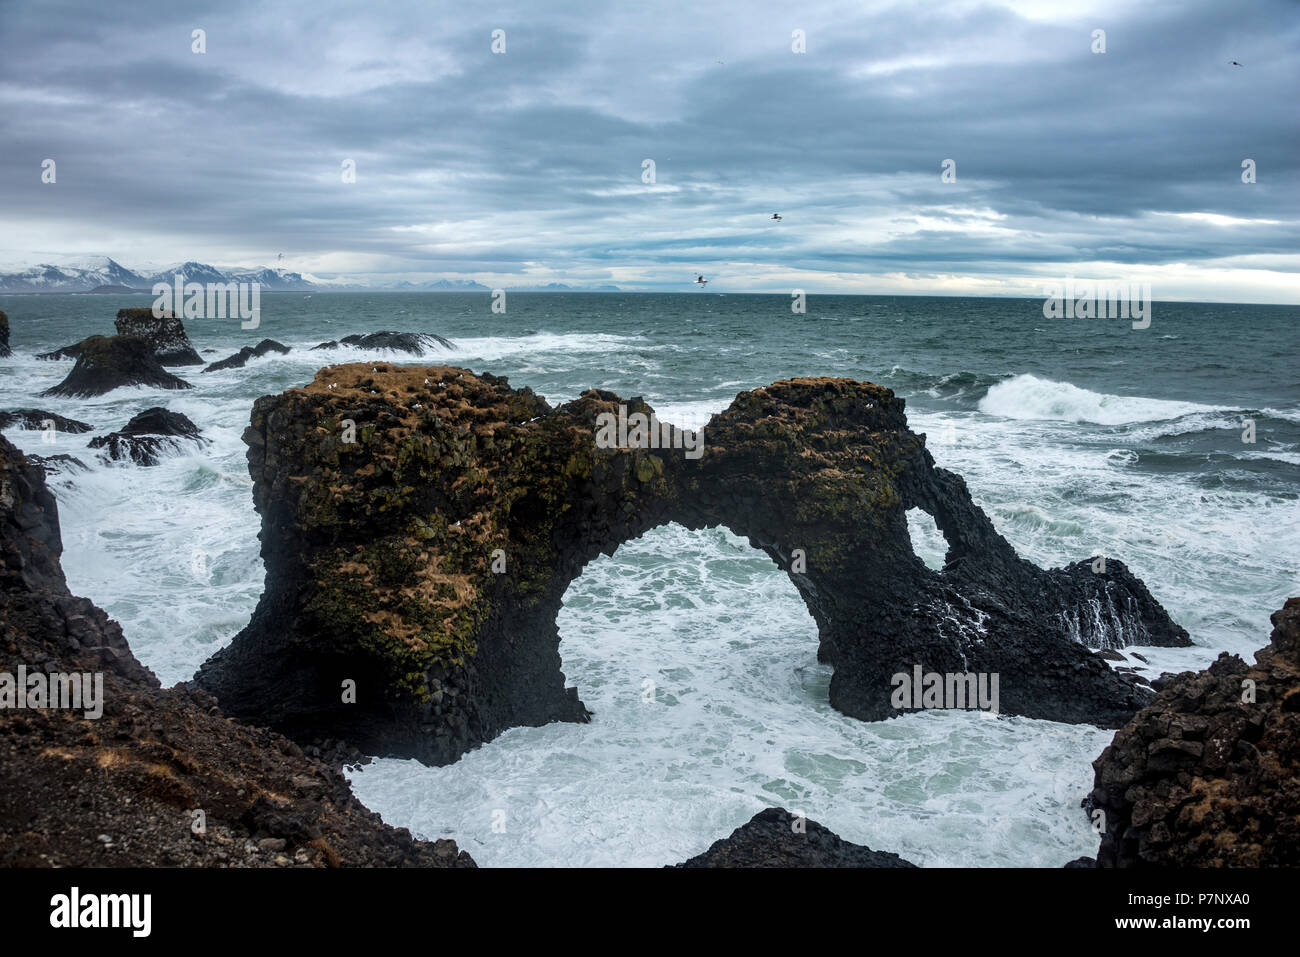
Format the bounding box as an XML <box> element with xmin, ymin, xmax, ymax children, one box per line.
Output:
<box><xmin>40</xmin><ymin>335</ymin><xmax>192</xmax><ymax>398</ymax></box>
<box><xmin>114</xmin><ymin>307</ymin><xmax>204</xmax><ymax>365</ymax></box>
<box><xmin>194</xmin><ymin>365</ymin><xmax>1187</xmax><ymax>766</ymax></box>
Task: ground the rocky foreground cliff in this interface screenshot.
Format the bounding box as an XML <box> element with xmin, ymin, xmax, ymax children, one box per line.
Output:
<box><xmin>195</xmin><ymin>363</ymin><xmax>1186</xmax><ymax>767</ymax></box>
<box><xmin>1089</xmin><ymin>598</ymin><xmax>1300</xmax><ymax>866</ymax></box>
<box><xmin>0</xmin><ymin>433</ymin><xmax>472</xmax><ymax>867</ymax></box>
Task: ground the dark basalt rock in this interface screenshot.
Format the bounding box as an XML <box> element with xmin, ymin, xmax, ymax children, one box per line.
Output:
<box><xmin>114</xmin><ymin>308</ymin><xmax>204</xmax><ymax>365</ymax></box>
<box><xmin>88</xmin><ymin>407</ymin><xmax>206</xmax><ymax>466</ymax></box>
<box><xmin>675</xmin><ymin>808</ymin><xmax>916</xmax><ymax>867</ymax></box>
<box><xmin>310</xmin><ymin>331</ymin><xmax>454</xmax><ymax>354</ymax></box>
<box><xmin>40</xmin><ymin>335</ymin><xmax>192</xmax><ymax>398</ymax></box>
<box><xmin>1089</xmin><ymin>597</ymin><xmax>1300</xmax><ymax>867</ymax></box>
<box><xmin>28</xmin><ymin>453</ymin><xmax>89</xmax><ymax>477</ymax></box>
<box><xmin>194</xmin><ymin>366</ymin><xmax>1187</xmax><ymax>767</ymax></box>
<box><xmin>0</xmin><ymin>310</ymin><xmax>9</xmax><ymax>358</ymax></box>
<box><xmin>1047</xmin><ymin>559</ymin><xmax>1188</xmax><ymax>649</ymax></box>
<box><xmin>0</xmin><ymin>409</ymin><xmax>93</xmax><ymax>433</ymax></box>
<box><xmin>0</xmin><ymin>433</ymin><xmax>473</xmax><ymax>868</ymax></box>
<box><xmin>202</xmin><ymin>339</ymin><xmax>291</xmax><ymax>373</ymax></box>
<box><xmin>35</xmin><ymin>343</ymin><xmax>83</xmax><ymax>361</ymax></box>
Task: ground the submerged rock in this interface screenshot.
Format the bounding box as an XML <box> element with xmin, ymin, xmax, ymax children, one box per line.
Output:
<box><xmin>34</xmin><ymin>342</ymin><xmax>84</xmax><ymax>361</ymax></box>
<box><xmin>194</xmin><ymin>366</ymin><xmax>1186</xmax><ymax>766</ymax></box>
<box><xmin>40</xmin><ymin>336</ymin><xmax>192</xmax><ymax>398</ymax></box>
<box><xmin>0</xmin><ymin>433</ymin><xmax>473</xmax><ymax>868</ymax></box>
<box><xmin>88</xmin><ymin>407</ymin><xmax>206</xmax><ymax>466</ymax></box>
<box><xmin>310</xmin><ymin>331</ymin><xmax>454</xmax><ymax>354</ymax></box>
<box><xmin>114</xmin><ymin>308</ymin><xmax>204</xmax><ymax>365</ymax></box>
<box><xmin>0</xmin><ymin>409</ymin><xmax>93</xmax><ymax>433</ymax></box>
<box><xmin>675</xmin><ymin>808</ymin><xmax>916</xmax><ymax>867</ymax></box>
<box><xmin>1090</xmin><ymin>597</ymin><xmax>1300</xmax><ymax>867</ymax></box>
<box><xmin>202</xmin><ymin>338</ymin><xmax>291</xmax><ymax>373</ymax></box>
<box><xmin>27</xmin><ymin>453</ymin><xmax>90</xmax><ymax>477</ymax></box>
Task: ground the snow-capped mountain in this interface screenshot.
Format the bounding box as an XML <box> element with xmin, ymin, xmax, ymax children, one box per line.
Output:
<box><xmin>0</xmin><ymin>256</ymin><xmax>149</xmax><ymax>292</ymax></box>
<box><xmin>0</xmin><ymin>256</ymin><xmax>619</xmax><ymax>293</ymax></box>
<box><xmin>424</xmin><ymin>278</ymin><xmax>491</xmax><ymax>291</ymax></box>
<box><xmin>0</xmin><ymin>256</ymin><xmax>316</xmax><ymax>292</ymax></box>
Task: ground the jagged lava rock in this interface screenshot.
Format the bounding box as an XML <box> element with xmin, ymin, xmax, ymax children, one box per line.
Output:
<box><xmin>0</xmin><ymin>433</ymin><xmax>473</xmax><ymax>868</ymax></box>
<box><xmin>35</xmin><ymin>343</ymin><xmax>85</xmax><ymax>361</ymax></box>
<box><xmin>88</xmin><ymin>407</ymin><xmax>206</xmax><ymax>466</ymax></box>
<box><xmin>675</xmin><ymin>808</ymin><xmax>917</xmax><ymax>867</ymax></box>
<box><xmin>194</xmin><ymin>366</ymin><xmax>1186</xmax><ymax>766</ymax></box>
<box><xmin>202</xmin><ymin>338</ymin><xmax>291</xmax><ymax>373</ymax></box>
<box><xmin>114</xmin><ymin>308</ymin><xmax>203</xmax><ymax>365</ymax></box>
<box><xmin>27</xmin><ymin>453</ymin><xmax>89</xmax><ymax>477</ymax></box>
<box><xmin>310</xmin><ymin>331</ymin><xmax>454</xmax><ymax>354</ymax></box>
<box><xmin>1089</xmin><ymin>597</ymin><xmax>1300</xmax><ymax>867</ymax></box>
<box><xmin>40</xmin><ymin>335</ymin><xmax>192</xmax><ymax>398</ymax></box>
<box><xmin>0</xmin><ymin>409</ymin><xmax>93</xmax><ymax>433</ymax></box>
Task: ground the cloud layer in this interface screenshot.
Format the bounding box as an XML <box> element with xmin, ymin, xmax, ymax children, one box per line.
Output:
<box><xmin>1</xmin><ymin>0</ymin><xmax>1297</xmax><ymax>300</ymax></box>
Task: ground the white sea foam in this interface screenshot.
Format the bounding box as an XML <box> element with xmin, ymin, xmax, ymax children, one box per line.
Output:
<box><xmin>979</xmin><ymin>374</ymin><xmax>1228</xmax><ymax>425</ymax></box>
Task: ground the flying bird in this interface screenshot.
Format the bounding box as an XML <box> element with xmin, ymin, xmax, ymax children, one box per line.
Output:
<box><xmin>771</xmin><ymin>213</ymin><xmax>782</xmax><ymax>222</ymax></box>
<box><xmin>695</xmin><ymin>274</ymin><xmax>708</xmax><ymax>286</ymax></box>
<box><xmin>1231</xmin><ymin>60</ymin><xmax>1243</xmax><ymax>66</ymax></box>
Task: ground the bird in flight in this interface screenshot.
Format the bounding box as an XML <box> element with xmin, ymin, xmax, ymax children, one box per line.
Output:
<box><xmin>1231</xmin><ymin>60</ymin><xmax>1243</xmax><ymax>66</ymax></box>
<box><xmin>695</xmin><ymin>274</ymin><xmax>708</xmax><ymax>286</ymax></box>
<box><xmin>771</xmin><ymin>213</ymin><xmax>782</xmax><ymax>222</ymax></box>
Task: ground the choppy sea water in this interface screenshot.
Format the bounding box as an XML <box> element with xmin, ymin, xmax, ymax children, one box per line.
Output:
<box><xmin>1</xmin><ymin>292</ymin><xmax>1295</xmax><ymax>866</ymax></box>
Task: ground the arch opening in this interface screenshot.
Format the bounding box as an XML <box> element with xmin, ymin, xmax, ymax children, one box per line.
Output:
<box><xmin>557</xmin><ymin>522</ymin><xmax>826</xmax><ymax>718</ymax></box>
<box><xmin>905</xmin><ymin>506</ymin><xmax>949</xmax><ymax>572</ymax></box>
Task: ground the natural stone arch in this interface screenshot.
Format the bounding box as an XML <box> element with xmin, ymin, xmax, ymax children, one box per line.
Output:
<box><xmin>195</xmin><ymin>365</ymin><xmax>1188</xmax><ymax>766</ymax></box>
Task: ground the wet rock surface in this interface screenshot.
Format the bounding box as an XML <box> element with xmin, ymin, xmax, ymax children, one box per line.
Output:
<box><xmin>27</xmin><ymin>453</ymin><xmax>89</xmax><ymax>477</ymax></box>
<box><xmin>0</xmin><ymin>310</ymin><xmax>9</xmax><ymax>358</ymax></box>
<box><xmin>1089</xmin><ymin>597</ymin><xmax>1300</xmax><ymax>867</ymax></box>
<box><xmin>203</xmin><ymin>338</ymin><xmax>291</xmax><ymax>373</ymax></box>
<box><xmin>40</xmin><ymin>335</ymin><xmax>192</xmax><ymax>398</ymax></box>
<box><xmin>195</xmin><ymin>365</ymin><xmax>1186</xmax><ymax>767</ymax></box>
<box><xmin>88</xmin><ymin>407</ymin><xmax>207</xmax><ymax>466</ymax></box>
<box><xmin>675</xmin><ymin>808</ymin><xmax>917</xmax><ymax>867</ymax></box>
<box><xmin>114</xmin><ymin>308</ymin><xmax>204</xmax><ymax>365</ymax></box>
<box><xmin>0</xmin><ymin>409</ymin><xmax>93</xmax><ymax>433</ymax></box>
<box><xmin>310</xmin><ymin>331</ymin><xmax>455</xmax><ymax>354</ymax></box>
<box><xmin>0</xmin><ymin>433</ymin><xmax>473</xmax><ymax>867</ymax></box>
<box><xmin>34</xmin><ymin>343</ymin><xmax>83</xmax><ymax>361</ymax></box>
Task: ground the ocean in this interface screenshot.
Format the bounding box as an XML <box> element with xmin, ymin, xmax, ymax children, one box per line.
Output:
<box><xmin>1</xmin><ymin>291</ymin><xmax>1296</xmax><ymax>866</ymax></box>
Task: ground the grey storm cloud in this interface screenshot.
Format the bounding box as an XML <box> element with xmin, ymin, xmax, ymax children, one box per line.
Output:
<box><xmin>0</xmin><ymin>0</ymin><xmax>1296</xmax><ymax>299</ymax></box>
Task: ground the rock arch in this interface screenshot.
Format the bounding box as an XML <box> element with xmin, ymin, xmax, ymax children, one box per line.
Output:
<box><xmin>194</xmin><ymin>365</ymin><xmax>1188</xmax><ymax>766</ymax></box>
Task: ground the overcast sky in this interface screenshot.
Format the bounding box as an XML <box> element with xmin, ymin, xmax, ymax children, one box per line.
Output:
<box><xmin>1</xmin><ymin>0</ymin><xmax>1296</xmax><ymax>300</ymax></box>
